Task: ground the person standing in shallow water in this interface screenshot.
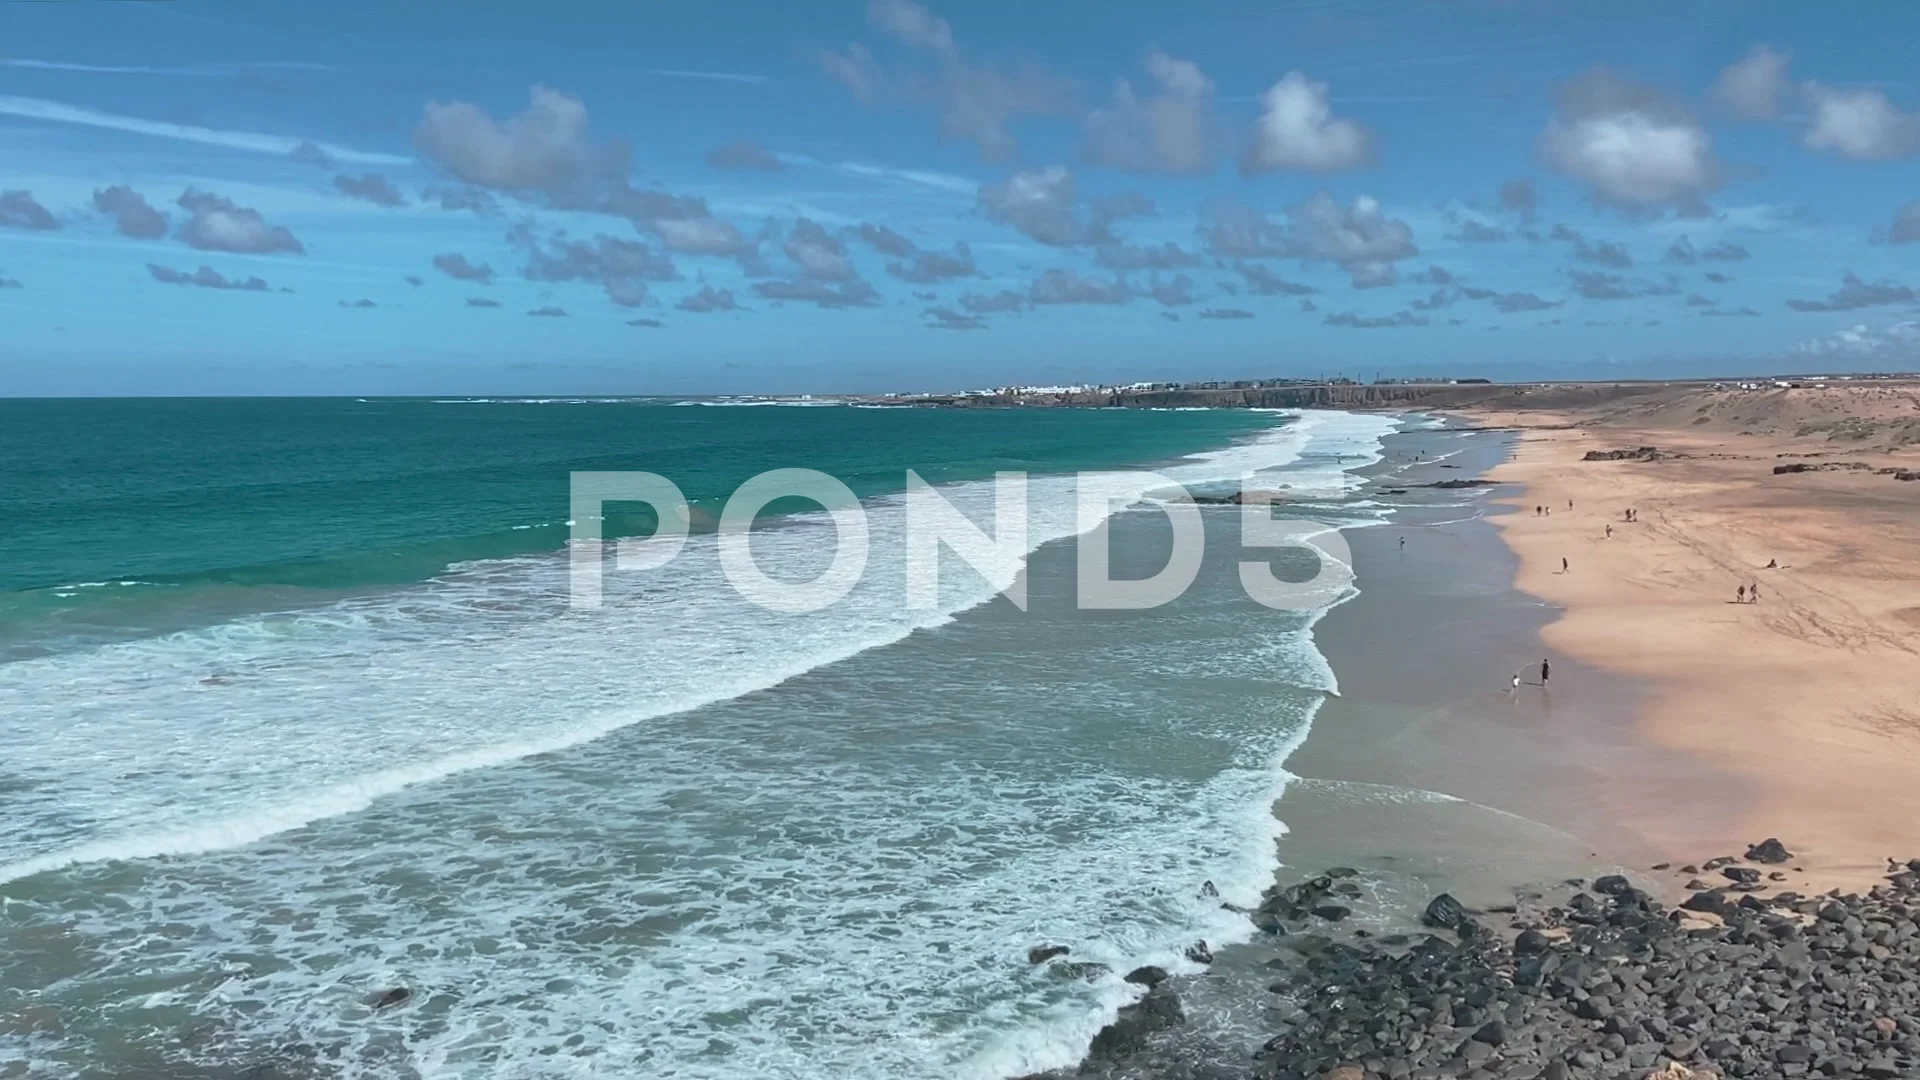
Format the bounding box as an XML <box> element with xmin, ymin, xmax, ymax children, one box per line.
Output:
<box><xmin>1541</xmin><ymin>658</ymin><xmax>1550</xmax><ymax>686</ymax></box>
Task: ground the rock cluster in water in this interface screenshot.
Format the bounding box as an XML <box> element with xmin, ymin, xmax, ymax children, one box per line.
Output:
<box><xmin>1060</xmin><ymin>842</ymin><xmax>1920</xmax><ymax>1080</ymax></box>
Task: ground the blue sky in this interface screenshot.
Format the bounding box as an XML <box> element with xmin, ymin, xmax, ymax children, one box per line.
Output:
<box><xmin>1</xmin><ymin>0</ymin><xmax>1917</xmax><ymax>395</ymax></box>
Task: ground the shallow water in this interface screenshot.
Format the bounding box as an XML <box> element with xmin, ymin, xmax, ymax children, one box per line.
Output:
<box><xmin>0</xmin><ymin>407</ymin><xmax>1401</xmax><ymax>1079</ymax></box>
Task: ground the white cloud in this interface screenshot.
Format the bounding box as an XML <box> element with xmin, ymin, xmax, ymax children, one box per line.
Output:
<box><xmin>416</xmin><ymin>85</ymin><xmax>627</xmax><ymax>202</ymax></box>
<box><xmin>1542</xmin><ymin>70</ymin><xmax>1717</xmax><ymax>207</ymax></box>
<box><xmin>868</xmin><ymin>0</ymin><xmax>953</xmax><ymax>52</ymax></box>
<box><xmin>1083</xmin><ymin>51</ymin><xmax>1216</xmax><ymax>174</ymax></box>
<box><xmin>1712</xmin><ymin>45</ymin><xmax>1790</xmax><ymax>119</ymax></box>
<box><xmin>977</xmin><ymin>166</ymin><xmax>1079</xmax><ymax>246</ymax></box>
<box><xmin>1803</xmin><ymin>83</ymin><xmax>1920</xmax><ymax>161</ymax></box>
<box><xmin>0</xmin><ymin>96</ymin><xmax>408</xmax><ymax>164</ymax></box>
<box><xmin>1241</xmin><ymin>72</ymin><xmax>1371</xmax><ymax>173</ymax></box>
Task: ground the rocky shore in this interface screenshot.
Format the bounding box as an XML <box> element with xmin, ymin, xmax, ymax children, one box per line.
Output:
<box><xmin>1040</xmin><ymin>842</ymin><xmax>1920</xmax><ymax>1080</ymax></box>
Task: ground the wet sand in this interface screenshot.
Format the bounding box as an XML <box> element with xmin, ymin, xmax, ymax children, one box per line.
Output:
<box><xmin>1275</xmin><ymin>424</ymin><xmax>1747</xmax><ymax>910</ymax></box>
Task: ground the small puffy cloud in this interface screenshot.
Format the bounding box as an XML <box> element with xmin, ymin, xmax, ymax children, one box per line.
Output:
<box><xmin>1160</xmin><ymin>311</ymin><xmax>1181</xmax><ymax>322</ymax></box>
<box><xmin>1241</xmin><ymin>71</ymin><xmax>1371</xmax><ymax>173</ymax></box>
<box><xmin>1029</xmin><ymin>268</ymin><xmax>1130</xmax><ymax>305</ymax></box>
<box><xmin>887</xmin><ymin>242</ymin><xmax>976</xmax><ymax>283</ymax></box>
<box><xmin>629</xmin><ymin>317</ymin><xmax>666</xmax><ymax>328</ymax></box>
<box><xmin>1325</xmin><ymin>310</ymin><xmax>1427</xmax><ymax>328</ymax></box>
<box><xmin>1543</xmin><ymin>69</ymin><xmax>1717</xmax><ymax>208</ymax></box>
<box><xmin>1704</xmin><ymin>271</ymin><xmax>1732</xmax><ymax>283</ymax></box>
<box><xmin>510</xmin><ymin>225</ymin><xmax>676</xmax><ymax>306</ymax></box>
<box><xmin>1233</xmin><ymin>261</ymin><xmax>1317</xmax><ymax>296</ymax></box>
<box><xmin>416</xmin><ymin>85</ymin><xmax>627</xmax><ymax>203</ymax></box>
<box><xmin>405</xmin><ymin>275</ymin><xmax>423</xmax><ymax>286</ymax></box>
<box><xmin>783</xmin><ymin>218</ymin><xmax>855</xmax><ymax>281</ymax></box>
<box><xmin>1409</xmin><ymin>265</ymin><xmax>1454</xmax><ymax>285</ymax></box>
<box><xmin>676</xmin><ymin>285</ymin><xmax>740</xmax><ymax>313</ymax></box>
<box><xmin>649</xmin><ymin>214</ymin><xmax>752</xmax><ymax>257</ymax></box>
<box><xmin>1094</xmin><ymin>241</ymin><xmax>1199</xmax><ymax>272</ymax></box>
<box><xmin>146</xmin><ymin>262</ymin><xmax>271</xmax><ymax>291</ymax></box>
<box><xmin>1549</xmin><ymin>223</ymin><xmax>1582</xmax><ymax>243</ymax></box>
<box><xmin>1664</xmin><ymin>236</ymin><xmax>1698</xmax><ymax>264</ymax></box>
<box><xmin>1703</xmin><ymin>306</ymin><xmax>1760</xmax><ymax>317</ymax></box>
<box><xmin>1490</xmin><ymin>292</ymin><xmax>1561</xmax><ymax>313</ymax></box>
<box><xmin>752</xmin><ymin>278</ymin><xmax>882</xmax><ymax>308</ymax></box>
<box><xmin>339</xmin><ymin>298</ymin><xmax>377</xmax><ymax>308</ymax></box>
<box><xmin>1083</xmin><ymin>50</ymin><xmax>1216</xmax><ymax>174</ymax></box>
<box><xmin>0</xmin><ymin>190</ymin><xmax>59</xmax><ymax>231</ymax></box>
<box><xmin>333</xmin><ymin>173</ymin><xmax>407</xmax><ymax>207</ymax></box>
<box><xmin>852</xmin><ymin>223</ymin><xmax>916</xmax><ymax>257</ymax></box>
<box><xmin>704</xmin><ymin>139</ymin><xmax>783</xmax><ymax>171</ymax></box>
<box><xmin>1201</xmin><ymin>193</ymin><xmax>1416</xmax><ymax>288</ymax></box>
<box><xmin>1803</xmin><ymin>83</ymin><xmax>1920</xmax><ymax>161</ymax></box>
<box><xmin>1198</xmin><ymin>307</ymin><xmax>1254</xmax><ymax>320</ymax></box>
<box><xmin>959</xmin><ymin>288</ymin><xmax>1027</xmax><ymax>314</ymax></box>
<box><xmin>1286</xmin><ymin>192</ymin><xmax>1418</xmax><ymax>288</ymax></box>
<box><xmin>1298</xmin><ymin>299</ymin><xmax>1317</xmax><ymax>312</ymax></box>
<box><xmin>466</xmin><ymin>297</ymin><xmax>502</xmax><ymax>307</ymax></box>
<box><xmin>92</xmin><ymin>185</ymin><xmax>166</xmax><ymax>239</ymax></box>
<box><xmin>978</xmin><ymin>166</ymin><xmax>1079</xmax><ymax>246</ymax></box>
<box><xmin>1569</xmin><ymin>270</ymin><xmax>1637</xmax><ymax>300</ymax></box>
<box><xmin>528</xmin><ymin>306</ymin><xmax>569</xmax><ymax>317</ymax></box>
<box><xmin>1567</xmin><ymin>269</ymin><xmax>1681</xmax><ymax>301</ymax></box>
<box><xmin>1573</xmin><ymin>239</ymin><xmax>1633</xmax><ymax>268</ymax></box>
<box><xmin>1448</xmin><ymin>219</ymin><xmax>1509</xmax><ymax>244</ymax></box>
<box><xmin>1884</xmin><ymin>201</ymin><xmax>1920</xmax><ymax>244</ymax></box>
<box><xmin>924</xmin><ymin>305</ymin><xmax>986</xmax><ymax>330</ymax></box>
<box><xmin>1409</xmin><ymin>289</ymin><xmax>1455</xmax><ymax>311</ymax></box>
<box><xmin>1703</xmin><ymin>240</ymin><xmax>1749</xmax><ymax>261</ymax></box>
<box><xmin>1713</xmin><ymin>45</ymin><xmax>1791</xmax><ymax>119</ymax></box>
<box><xmin>176</xmin><ymin>189</ymin><xmax>304</xmax><ymax>254</ymax></box>
<box><xmin>1785</xmin><ymin>271</ymin><xmax>1916</xmax><ymax>312</ymax></box>
<box><xmin>433</xmin><ymin>252</ymin><xmax>495</xmax><ymax>283</ymax></box>
<box><xmin>818</xmin><ymin>1</ymin><xmax>1075</xmax><ymax>161</ymax></box>
<box><xmin>0</xmin><ymin>272</ymin><xmax>20</xmax><ymax>288</ymax></box>
<box><xmin>423</xmin><ymin>185</ymin><xmax>502</xmax><ymax>215</ymax></box>
<box><xmin>1685</xmin><ymin>293</ymin><xmax>1713</xmax><ymax>307</ymax></box>
<box><xmin>1147</xmin><ymin>274</ymin><xmax>1198</xmax><ymax>307</ymax></box>
<box><xmin>1498</xmin><ymin>179</ymin><xmax>1538</xmax><ymax>218</ymax></box>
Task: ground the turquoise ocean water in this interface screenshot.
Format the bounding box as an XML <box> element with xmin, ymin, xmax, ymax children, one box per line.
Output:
<box><xmin>0</xmin><ymin>398</ymin><xmax>1402</xmax><ymax>1079</ymax></box>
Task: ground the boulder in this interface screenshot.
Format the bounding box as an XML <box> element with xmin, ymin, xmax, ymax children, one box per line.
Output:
<box><xmin>1122</xmin><ymin>965</ymin><xmax>1169</xmax><ymax>988</ymax></box>
<box><xmin>1745</xmin><ymin>838</ymin><xmax>1792</xmax><ymax>864</ymax></box>
<box><xmin>1084</xmin><ymin>986</ymin><xmax>1184</xmax><ymax>1062</ymax></box>
<box><xmin>1027</xmin><ymin>944</ymin><xmax>1070</xmax><ymax>965</ymax></box>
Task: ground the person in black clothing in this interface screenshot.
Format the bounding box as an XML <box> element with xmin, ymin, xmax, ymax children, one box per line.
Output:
<box><xmin>1540</xmin><ymin>658</ymin><xmax>1551</xmax><ymax>686</ymax></box>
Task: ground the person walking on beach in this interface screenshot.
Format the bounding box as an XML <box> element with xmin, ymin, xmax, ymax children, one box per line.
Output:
<box><xmin>1540</xmin><ymin>658</ymin><xmax>1550</xmax><ymax>686</ymax></box>
<box><xmin>1562</xmin><ymin>556</ymin><xmax>1569</xmax><ymax>573</ymax></box>
<box><xmin>1605</xmin><ymin>524</ymin><xmax>1612</xmax><ymax>539</ymax></box>
<box><xmin>1738</xmin><ymin>584</ymin><xmax>1747</xmax><ymax>604</ymax></box>
<box><xmin>1511</xmin><ymin>673</ymin><xmax>1521</xmax><ymax>693</ymax></box>
<box><xmin>1750</xmin><ymin>580</ymin><xmax>1760</xmax><ymax>602</ymax></box>
<box><xmin>1399</xmin><ymin>536</ymin><xmax>1406</xmax><ymax>551</ymax></box>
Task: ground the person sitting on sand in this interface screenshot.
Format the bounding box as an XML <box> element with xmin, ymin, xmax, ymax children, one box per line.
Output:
<box><xmin>1766</xmin><ymin>558</ymin><xmax>1777</xmax><ymax>568</ymax></box>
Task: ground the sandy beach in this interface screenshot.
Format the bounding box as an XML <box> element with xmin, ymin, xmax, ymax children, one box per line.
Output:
<box><xmin>1461</xmin><ymin>383</ymin><xmax>1920</xmax><ymax>895</ymax></box>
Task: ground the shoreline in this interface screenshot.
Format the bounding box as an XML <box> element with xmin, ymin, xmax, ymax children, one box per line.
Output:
<box><xmin>1050</xmin><ymin>405</ymin><xmax>1920</xmax><ymax>1078</ymax></box>
<box><xmin>1465</xmin><ymin>405</ymin><xmax>1920</xmax><ymax>897</ymax></box>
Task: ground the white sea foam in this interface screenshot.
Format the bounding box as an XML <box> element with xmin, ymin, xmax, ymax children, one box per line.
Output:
<box><xmin>0</xmin><ymin>409</ymin><xmax>1405</xmax><ymax>1080</ymax></box>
